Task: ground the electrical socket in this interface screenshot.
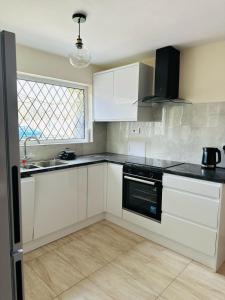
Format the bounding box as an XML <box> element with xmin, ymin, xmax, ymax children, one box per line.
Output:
<box><xmin>129</xmin><ymin>125</ymin><xmax>141</xmax><ymax>136</ymax></box>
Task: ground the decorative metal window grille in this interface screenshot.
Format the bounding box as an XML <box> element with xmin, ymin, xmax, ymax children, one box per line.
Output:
<box><xmin>17</xmin><ymin>77</ymin><xmax>87</xmax><ymax>143</ymax></box>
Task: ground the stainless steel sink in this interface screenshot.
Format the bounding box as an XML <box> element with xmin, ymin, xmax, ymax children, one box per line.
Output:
<box><xmin>21</xmin><ymin>164</ymin><xmax>39</xmax><ymax>170</ymax></box>
<box><xmin>21</xmin><ymin>159</ymin><xmax>67</xmax><ymax>170</ymax></box>
<box><xmin>35</xmin><ymin>159</ymin><xmax>66</xmax><ymax>168</ymax></box>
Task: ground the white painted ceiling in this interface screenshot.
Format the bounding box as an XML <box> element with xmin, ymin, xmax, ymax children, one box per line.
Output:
<box><xmin>0</xmin><ymin>0</ymin><xmax>225</xmax><ymax>65</ymax></box>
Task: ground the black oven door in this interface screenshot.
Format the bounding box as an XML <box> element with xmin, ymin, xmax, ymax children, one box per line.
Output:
<box><xmin>123</xmin><ymin>175</ymin><xmax>162</xmax><ymax>221</ymax></box>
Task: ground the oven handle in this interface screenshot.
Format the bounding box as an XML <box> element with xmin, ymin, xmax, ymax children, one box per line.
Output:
<box><xmin>124</xmin><ymin>175</ymin><xmax>155</xmax><ymax>185</ymax></box>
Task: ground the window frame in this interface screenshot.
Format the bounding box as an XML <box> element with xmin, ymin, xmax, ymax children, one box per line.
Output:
<box><xmin>17</xmin><ymin>72</ymin><xmax>90</xmax><ymax>146</ymax></box>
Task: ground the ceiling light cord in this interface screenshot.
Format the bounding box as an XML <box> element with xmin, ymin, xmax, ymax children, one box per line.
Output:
<box><xmin>78</xmin><ymin>17</ymin><xmax>81</xmax><ymax>39</ymax></box>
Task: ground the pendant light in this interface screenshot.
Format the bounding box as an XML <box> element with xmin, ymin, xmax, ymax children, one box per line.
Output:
<box><xmin>69</xmin><ymin>13</ymin><xmax>91</xmax><ymax>68</ymax></box>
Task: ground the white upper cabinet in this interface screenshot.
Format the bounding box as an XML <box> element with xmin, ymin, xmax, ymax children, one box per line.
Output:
<box><xmin>93</xmin><ymin>71</ymin><xmax>114</xmax><ymax>121</ymax></box>
<box><xmin>93</xmin><ymin>63</ymin><xmax>152</xmax><ymax>121</ymax></box>
<box><xmin>113</xmin><ymin>65</ymin><xmax>139</xmax><ymax>121</ymax></box>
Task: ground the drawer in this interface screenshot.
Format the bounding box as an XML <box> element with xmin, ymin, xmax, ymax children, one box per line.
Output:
<box><xmin>162</xmin><ymin>213</ymin><xmax>217</xmax><ymax>256</ymax></box>
<box><xmin>162</xmin><ymin>188</ymin><xmax>219</xmax><ymax>228</ymax></box>
<box><xmin>122</xmin><ymin>210</ymin><xmax>162</xmax><ymax>235</ymax></box>
<box><xmin>163</xmin><ymin>174</ymin><xmax>221</xmax><ymax>199</ymax></box>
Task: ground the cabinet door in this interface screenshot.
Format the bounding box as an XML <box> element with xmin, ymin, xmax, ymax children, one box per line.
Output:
<box><xmin>162</xmin><ymin>213</ymin><xmax>217</xmax><ymax>256</ymax></box>
<box><xmin>93</xmin><ymin>71</ymin><xmax>114</xmax><ymax>121</ymax></box>
<box><xmin>87</xmin><ymin>164</ymin><xmax>106</xmax><ymax>217</ymax></box>
<box><xmin>77</xmin><ymin>167</ymin><xmax>88</xmax><ymax>222</ymax></box>
<box><xmin>163</xmin><ymin>174</ymin><xmax>221</xmax><ymax>199</ymax></box>
<box><xmin>34</xmin><ymin>169</ymin><xmax>77</xmax><ymax>239</ymax></box>
<box><xmin>113</xmin><ymin>65</ymin><xmax>139</xmax><ymax>121</ymax></box>
<box><xmin>21</xmin><ymin>177</ymin><xmax>35</xmax><ymax>244</ymax></box>
<box><xmin>162</xmin><ymin>187</ymin><xmax>219</xmax><ymax>229</ymax></box>
<box><xmin>107</xmin><ymin>163</ymin><xmax>123</xmax><ymax>217</ymax></box>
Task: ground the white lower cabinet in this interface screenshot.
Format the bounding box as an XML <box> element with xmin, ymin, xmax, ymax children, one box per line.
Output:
<box><xmin>87</xmin><ymin>164</ymin><xmax>106</xmax><ymax>217</ymax></box>
<box><xmin>162</xmin><ymin>174</ymin><xmax>221</xmax><ymax>257</ymax></box>
<box><xmin>22</xmin><ymin>163</ymin><xmax>225</xmax><ymax>270</ymax></box>
<box><xmin>163</xmin><ymin>173</ymin><xmax>221</xmax><ymax>199</ymax></box>
<box><xmin>21</xmin><ymin>177</ymin><xmax>35</xmax><ymax>244</ymax></box>
<box><xmin>162</xmin><ymin>187</ymin><xmax>219</xmax><ymax>228</ymax></box>
<box><xmin>106</xmin><ymin>163</ymin><xmax>123</xmax><ymax>217</ymax></box>
<box><xmin>77</xmin><ymin>167</ymin><xmax>88</xmax><ymax>222</ymax></box>
<box><xmin>162</xmin><ymin>213</ymin><xmax>217</xmax><ymax>256</ymax></box>
<box><xmin>34</xmin><ymin>169</ymin><xmax>78</xmax><ymax>239</ymax></box>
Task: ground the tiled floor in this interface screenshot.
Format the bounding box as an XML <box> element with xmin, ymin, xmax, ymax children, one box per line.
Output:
<box><xmin>24</xmin><ymin>220</ymin><xmax>225</xmax><ymax>300</ymax></box>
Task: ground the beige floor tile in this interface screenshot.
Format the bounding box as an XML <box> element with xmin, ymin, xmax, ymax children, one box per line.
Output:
<box><xmin>112</xmin><ymin>248</ymin><xmax>180</xmax><ymax>295</ymax></box>
<box><xmin>71</xmin><ymin>224</ymin><xmax>93</xmax><ymax>239</ymax></box>
<box><xmin>44</xmin><ymin>234</ymin><xmax>74</xmax><ymax>251</ymax></box>
<box><xmin>24</xmin><ymin>263</ymin><xmax>56</xmax><ymax>300</ymax></box>
<box><xmin>57</xmin><ymin>278</ymin><xmax>114</xmax><ymax>300</ymax></box>
<box><xmin>23</xmin><ymin>235</ymin><xmax>73</xmax><ymax>262</ymax></box>
<box><xmin>25</xmin><ymin>221</ymin><xmax>225</xmax><ymax>300</ymax></box>
<box><xmin>92</xmin><ymin>227</ymin><xmax>135</xmax><ymax>252</ymax></box>
<box><xmin>54</xmin><ymin>237</ymin><xmax>108</xmax><ymax>277</ymax></box>
<box><xmin>23</xmin><ymin>246</ymin><xmax>48</xmax><ymax>262</ymax></box>
<box><xmin>72</xmin><ymin>220</ymin><xmax>144</xmax><ymax>263</ymax></box>
<box><xmin>160</xmin><ymin>262</ymin><xmax>225</xmax><ymax>300</ymax></box>
<box><xmin>89</xmin><ymin>262</ymin><xmax>158</xmax><ymax>300</ymax></box>
<box><xmin>134</xmin><ymin>240</ymin><xmax>191</xmax><ymax>276</ymax></box>
<box><xmin>134</xmin><ymin>239</ymin><xmax>165</xmax><ymax>257</ymax></box>
<box><xmin>26</xmin><ymin>251</ymin><xmax>84</xmax><ymax>296</ymax></box>
<box><xmin>74</xmin><ymin>220</ymin><xmax>143</xmax><ymax>250</ymax></box>
<box><xmin>101</xmin><ymin>219</ymin><xmax>145</xmax><ymax>243</ymax></box>
<box><xmin>75</xmin><ymin>229</ymin><xmax>126</xmax><ymax>262</ymax></box>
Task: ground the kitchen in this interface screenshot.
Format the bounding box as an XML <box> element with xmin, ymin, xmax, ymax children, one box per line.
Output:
<box><xmin>1</xmin><ymin>1</ymin><xmax>225</xmax><ymax>300</ymax></box>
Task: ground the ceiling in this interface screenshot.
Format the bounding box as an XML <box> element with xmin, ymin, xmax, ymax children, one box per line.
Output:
<box><xmin>0</xmin><ymin>0</ymin><xmax>225</xmax><ymax>65</ymax></box>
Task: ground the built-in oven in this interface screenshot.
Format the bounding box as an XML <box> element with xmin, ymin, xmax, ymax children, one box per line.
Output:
<box><xmin>123</xmin><ymin>164</ymin><xmax>162</xmax><ymax>222</ymax></box>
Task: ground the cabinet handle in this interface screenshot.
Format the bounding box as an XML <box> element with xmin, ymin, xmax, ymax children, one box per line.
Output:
<box><xmin>124</xmin><ymin>175</ymin><xmax>155</xmax><ymax>185</ymax></box>
<box><xmin>12</xmin><ymin>165</ymin><xmax>21</xmax><ymax>244</ymax></box>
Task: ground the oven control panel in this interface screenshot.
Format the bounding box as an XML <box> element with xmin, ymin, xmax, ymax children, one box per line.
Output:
<box><xmin>123</xmin><ymin>164</ymin><xmax>162</xmax><ymax>181</ymax></box>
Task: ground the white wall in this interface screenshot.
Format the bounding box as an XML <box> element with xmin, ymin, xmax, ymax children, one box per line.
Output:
<box><xmin>179</xmin><ymin>41</ymin><xmax>225</xmax><ymax>103</ymax></box>
<box><xmin>16</xmin><ymin>44</ymin><xmax>101</xmax><ymax>85</ymax></box>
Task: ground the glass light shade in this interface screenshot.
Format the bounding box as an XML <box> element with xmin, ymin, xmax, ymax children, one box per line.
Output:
<box><xmin>69</xmin><ymin>46</ymin><xmax>91</xmax><ymax>68</ymax></box>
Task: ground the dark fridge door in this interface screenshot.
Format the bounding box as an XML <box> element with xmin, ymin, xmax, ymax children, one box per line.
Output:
<box><xmin>0</xmin><ymin>31</ymin><xmax>24</xmax><ymax>300</ymax></box>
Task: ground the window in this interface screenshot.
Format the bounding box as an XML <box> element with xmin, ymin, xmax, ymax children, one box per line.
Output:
<box><xmin>17</xmin><ymin>74</ymin><xmax>89</xmax><ymax>144</ymax></box>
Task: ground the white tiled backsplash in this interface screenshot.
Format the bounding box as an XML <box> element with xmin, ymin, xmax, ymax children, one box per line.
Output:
<box><xmin>106</xmin><ymin>102</ymin><xmax>225</xmax><ymax>167</ymax></box>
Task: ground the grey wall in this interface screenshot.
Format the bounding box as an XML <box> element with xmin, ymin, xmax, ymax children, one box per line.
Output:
<box><xmin>20</xmin><ymin>122</ymin><xmax>107</xmax><ymax>160</ymax></box>
<box><xmin>107</xmin><ymin>102</ymin><xmax>225</xmax><ymax>167</ymax></box>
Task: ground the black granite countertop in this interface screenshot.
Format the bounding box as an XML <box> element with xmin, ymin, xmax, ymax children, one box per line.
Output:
<box><xmin>20</xmin><ymin>153</ymin><xmax>181</xmax><ymax>178</ymax></box>
<box><xmin>164</xmin><ymin>163</ymin><xmax>225</xmax><ymax>184</ymax></box>
<box><xmin>21</xmin><ymin>153</ymin><xmax>225</xmax><ymax>184</ymax></box>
